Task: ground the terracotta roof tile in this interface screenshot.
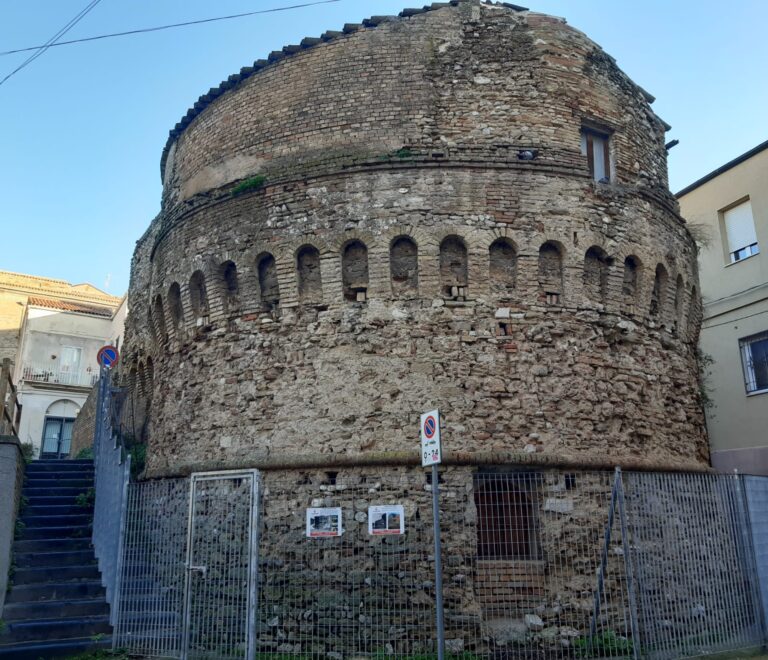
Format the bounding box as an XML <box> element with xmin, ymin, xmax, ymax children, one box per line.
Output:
<box><xmin>27</xmin><ymin>296</ymin><xmax>115</xmax><ymax>318</ymax></box>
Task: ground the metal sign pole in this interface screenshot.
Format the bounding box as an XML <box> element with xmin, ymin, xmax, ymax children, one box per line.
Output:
<box><xmin>421</xmin><ymin>409</ymin><xmax>445</xmax><ymax>660</ymax></box>
<box><xmin>431</xmin><ymin>463</ymin><xmax>446</xmax><ymax>660</ymax></box>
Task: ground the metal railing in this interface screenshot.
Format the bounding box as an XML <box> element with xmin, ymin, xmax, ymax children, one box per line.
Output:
<box><xmin>99</xmin><ymin>464</ymin><xmax>768</xmax><ymax>659</ymax></box>
<box><xmin>21</xmin><ymin>361</ymin><xmax>98</xmax><ymax>388</ymax></box>
<box><xmin>0</xmin><ymin>358</ymin><xmax>22</xmax><ymax>436</ymax></box>
<box><xmin>91</xmin><ymin>367</ymin><xmax>131</xmax><ymax>624</ymax></box>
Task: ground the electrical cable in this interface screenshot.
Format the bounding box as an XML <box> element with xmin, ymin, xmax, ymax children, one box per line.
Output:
<box><xmin>0</xmin><ymin>0</ymin><xmax>103</xmax><ymax>87</ymax></box>
<box><xmin>0</xmin><ymin>0</ymin><xmax>341</xmax><ymax>57</ymax></box>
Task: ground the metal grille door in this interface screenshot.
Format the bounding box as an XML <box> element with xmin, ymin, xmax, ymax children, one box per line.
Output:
<box><xmin>182</xmin><ymin>471</ymin><xmax>260</xmax><ymax>660</ymax></box>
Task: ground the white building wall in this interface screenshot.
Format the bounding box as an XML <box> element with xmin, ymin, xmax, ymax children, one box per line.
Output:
<box><xmin>14</xmin><ymin>307</ymin><xmax>115</xmax><ymax>457</ymax></box>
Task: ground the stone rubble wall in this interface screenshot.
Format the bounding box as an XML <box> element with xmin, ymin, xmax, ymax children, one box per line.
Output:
<box><xmin>70</xmin><ymin>383</ymin><xmax>98</xmax><ymax>458</ymax></box>
<box><xmin>0</xmin><ymin>437</ymin><xmax>25</xmax><ymax>616</ymax></box>
<box><xmin>255</xmin><ymin>466</ymin><xmax>631</xmax><ymax>655</ymax></box>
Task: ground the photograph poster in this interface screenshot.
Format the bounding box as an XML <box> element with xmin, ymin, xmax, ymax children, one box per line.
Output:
<box><xmin>306</xmin><ymin>507</ymin><xmax>343</xmax><ymax>538</ymax></box>
<box><xmin>368</xmin><ymin>504</ymin><xmax>405</xmax><ymax>535</ymax></box>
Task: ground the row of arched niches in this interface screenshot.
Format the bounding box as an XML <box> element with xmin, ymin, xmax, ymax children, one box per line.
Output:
<box><xmin>141</xmin><ymin>227</ymin><xmax>700</xmax><ymax>358</ymax></box>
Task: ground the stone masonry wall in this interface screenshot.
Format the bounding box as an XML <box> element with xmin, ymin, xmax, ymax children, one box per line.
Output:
<box><xmin>70</xmin><ymin>383</ymin><xmax>98</xmax><ymax>458</ymax></box>
<box><xmin>122</xmin><ymin>1</ymin><xmax>708</xmax><ymax>478</ymax></box>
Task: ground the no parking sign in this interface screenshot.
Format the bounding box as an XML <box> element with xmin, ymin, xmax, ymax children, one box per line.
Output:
<box><xmin>420</xmin><ymin>409</ymin><xmax>441</xmax><ymax>467</ymax></box>
<box><xmin>97</xmin><ymin>345</ymin><xmax>119</xmax><ymax>369</ymax></box>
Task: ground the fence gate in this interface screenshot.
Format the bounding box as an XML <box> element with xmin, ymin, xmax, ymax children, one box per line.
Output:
<box><xmin>114</xmin><ymin>470</ymin><xmax>260</xmax><ymax>659</ymax></box>
<box><xmin>182</xmin><ymin>471</ymin><xmax>260</xmax><ymax>660</ymax></box>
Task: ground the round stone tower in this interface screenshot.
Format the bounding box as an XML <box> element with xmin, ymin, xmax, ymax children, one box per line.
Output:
<box><xmin>124</xmin><ymin>0</ymin><xmax>708</xmax><ymax>477</ymax></box>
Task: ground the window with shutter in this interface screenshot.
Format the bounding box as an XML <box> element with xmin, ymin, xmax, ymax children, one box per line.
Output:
<box><xmin>581</xmin><ymin>127</ymin><xmax>612</xmax><ymax>183</ymax></box>
<box><xmin>724</xmin><ymin>200</ymin><xmax>759</xmax><ymax>262</ymax></box>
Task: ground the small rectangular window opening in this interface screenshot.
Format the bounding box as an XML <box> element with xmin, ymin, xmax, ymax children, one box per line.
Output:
<box><xmin>474</xmin><ymin>472</ymin><xmax>541</xmax><ymax>560</ymax></box>
<box><xmin>740</xmin><ymin>331</ymin><xmax>768</xmax><ymax>395</ymax></box>
<box><xmin>581</xmin><ymin>126</ymin><xmax>612</xmax><ymax>183</ymax></box>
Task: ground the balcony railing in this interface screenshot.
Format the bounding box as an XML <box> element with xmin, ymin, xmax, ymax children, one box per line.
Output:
<box><xmin>21</xmin><ymin>362</ymin><xmax>98</xmax><ymax>388</ymax></box>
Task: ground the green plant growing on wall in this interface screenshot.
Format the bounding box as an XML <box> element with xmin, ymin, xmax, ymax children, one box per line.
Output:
<box><xmin>76</xmin><ymin>446</ymin><xmax>94</xmax><ymax>459</ymax></box>
<box><xmin>231</xmin><ymin>175</ymin><xmax>267</xmax><ymax>196</ymax></box>
<box><xmin>13</xmin><ymin>520</ymin><xmax>25</xmax><ymax>539</ymax></box>
<box><xmin>19</xmin><ymin>442</ymin><xmax>34</xmax><ymax>463</ymax></box>
<box><xmin>76</xmin><ymin>488</ymin><xmax>96</xmax><ymax>508</ymax></box>
<box><xmin>697</xmin><ymin>348</ymin><xmax>716</xmax><ymax>415</ymax></box>
<box><xmin>380</xmin><ymin>147</ymin><xmax>415</xmax><ymax>161</ymax></box>
<box><xmin>129</xmin><ymin>442</ymin><xmax>146</xmax><ymax>479</ymax></box>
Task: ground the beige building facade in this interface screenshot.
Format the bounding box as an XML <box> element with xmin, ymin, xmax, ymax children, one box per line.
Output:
<box><xmin>678</xmin><ymin>139</ymin><xmax>768</xmax><ymax>473</ymax></box>
<box><xmin>0</xmin><ymin>271</ymin><xmax>122</xmax><ymax>457</ymax></box>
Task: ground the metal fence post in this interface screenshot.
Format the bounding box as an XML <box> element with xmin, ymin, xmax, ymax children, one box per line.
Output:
<box><xmin>738</xmin><ymin>474</ymin><xmax>768</xmax><ymax>643</ymax></box>
<box><xmin>616</xmin><ymin>468</ymin><xmax>641</xmax><ymax>660</ymax></box>
<box><xmin>432</xmin><ymin>463</ymin><xmax>445</xmax><ymax>660</ymax></box>
<box><xmin>246</xmin><ymin>472</ymin><xmax>260</xmax><ymax>660</ymax></box>
<box><xmin>110</xmin><ymin>454</ymin><xmax>131</xmax><ymax>634</ymax></box>
<box><xmin>589</xmin><ymin>467</ymin><xmax>620</xmax><ymax>644</ymax></box>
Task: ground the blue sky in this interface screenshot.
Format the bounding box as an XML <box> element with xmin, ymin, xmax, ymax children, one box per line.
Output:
<box><xmin>1</xmin><ymin>0</ymin><xmax>766</xmax><ymax>296</ymax></box>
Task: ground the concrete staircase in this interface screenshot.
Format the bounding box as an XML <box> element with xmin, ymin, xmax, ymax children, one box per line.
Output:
<box><xmin>0</xmin><ymin>459</ymin><xmax>112</xmax><ymax>659</ymax></box>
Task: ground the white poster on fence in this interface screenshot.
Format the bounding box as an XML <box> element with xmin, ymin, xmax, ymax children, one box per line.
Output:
<box><xmin>306</xmin><ymin>507</ymin><xmax>343</xmax><ymax>538</ymax></box>
<box><xmin>368</xmin><ymin>504</ymin><xmax>405</xmax><ymax>536</ymax></box>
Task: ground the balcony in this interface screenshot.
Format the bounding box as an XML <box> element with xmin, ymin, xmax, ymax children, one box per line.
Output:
<box><xmin>21</xmin><ymin>362</ymin><xmax>98</xmax><ymax>389</ymax></box>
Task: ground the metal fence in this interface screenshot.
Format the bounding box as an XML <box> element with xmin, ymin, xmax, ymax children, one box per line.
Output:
<box><xmin>91</xmin><ymin>368</ymin><xmax>131</xmax><ymax>624</ymax></box>
<box><xmin>98</xmin><ymin>464</ymin><xmax>768</xmax><ymax>659</ymax></box>
<box><xmin>88</xmin><ymin>372</ymin><xmax>768</xmax><ymax>659</ymax></box>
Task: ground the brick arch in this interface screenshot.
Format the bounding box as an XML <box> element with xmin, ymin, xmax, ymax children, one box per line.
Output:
<box><xmin>488</xmin><ymin>236</ymin><xmax>518</xmax><ymax>298</ymax></box>
<box><xmin>381</xmin><ymin>225</ymin><xmax>431</xmax><ymax>250</ymax></box>
<box><xmin>583</xmin><ymin>245</ymin><xmax>613</xmax><ymax>306</ymax></box>
<box><xmin>166</xmin><ymin>280</ymin><xmax>185</xmax><ymax>336</ymax></box>
<box><xmin>188</xmin><ymin>269</ymin><xmax>210</xmax><ymax>321</ymax></box>
<box><xmin>327</xmin><ymin>230</ymin><xmax>377</xmax><ymax>254</ymax></box>
<box><xmin>438</xmin><ymin>233</ymin><xmax>469</xmax><ymax>299</ymax></box>
<box><xmin>673</xmin><ymin>273</ymin><xmax>687</xmax><ymax>334</ymax></box>
<box><xmin>537</xmin><ymin>239</ymin><xmax>566</xmax><ymax>304</ymax></box>
<box><xmin>294</xmin><ymin>243</ymin><xmax>324</xmax><ymax>304</ymax></box>
<box><xmin>649</xmin><ymin>261</ymin><xmax>671</xmax><ymax>323</ymax></box>
<box><xmin>151</xmin><ymin>294</ymin><xmax>169</xmax><ymax>349</ymax></box>
<box><xmin>252</xmin><ymin>251</ymin><xmax>280</xmax><ymax>310</ymax></box>
<box><xmin>217</xmin><ymin>259</ymin><xmax>240</xmax><ymax>316</ymax></box>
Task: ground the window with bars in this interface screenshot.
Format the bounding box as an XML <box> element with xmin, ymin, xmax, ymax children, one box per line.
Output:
<box><xmin>474</xmin><ymin>472</ymin><xmax>541</xmax><ymax>560</ymax></box>
<box><xmin>724</xmin><ymin>200</ymin><xmax>760</xmax><ymax>263</ymax></box>
<box><xmin>740</xmin><ymin>331</ymin><xmax>768</xmax><ymax>394</ymax></box>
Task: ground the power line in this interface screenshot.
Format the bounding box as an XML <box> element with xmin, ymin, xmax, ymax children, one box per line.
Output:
<box><xmin>0</xmin><ymin>0</ymin><xmax>103</xmax><ymax>86</ymax></box>
<box><xmin>0</xmin><ymin>1</ymin><xmax>341</xmax><ymax>57</ymax></box>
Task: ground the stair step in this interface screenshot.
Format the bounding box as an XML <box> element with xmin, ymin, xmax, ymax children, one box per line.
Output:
<box><xmin>20</xmin><ymin>513</ymin><xmax>93</xmax><ymax>527</ymax></box>
<box><xmin>30</xmin><ymin>459</ymin><xmax>93</xmax><ymax>465</ymax></box>
<box><xmin>24</xmin><ymin>495</ymin><xmax>81</xmax><ymax>507</ymax></box>
<box><xmin>23</xmin><ymin>486</ymin><xmax>92</xmax><ymax>498</ymax></box>
<box><xmin>2</xmin><ymin>598</ymin><xmax>109</xmax><ymax>621</ymax></box>
<box><xmin>15</xmin><ymin>549</ymin><xmax>96</xmax><ymax>568</ymax></box>
<box><xmin>5</xmin><ymin>580</ymin><xmax>105</xmax><ymax>603</ymax></box>
<box><xmin>17</xmin><ymin>524</ymin><xmax>91</xmax><ymax>540</ymax></box>
<box><xmin>13</xmin><ymin>564</ymin><xmax>101</xmax><ymax>584</ymax></box>
<box><xmin>0</xmin><ymin>615</ymin><xmax>111</xmax><ymax>644</ymax></box>
<box><xmin>13</xmin><ymin>538</ymin><xmax>92</xmax><ymax>553</ymax></box>
<box><xmin>0</xmin><ymin>636</ymin><xmax>111</xmax><ymax>659</ymax></box>
<box><xmin>24</xmin><ymin>478</ymin><xmax>93</xmax><ymax>489</ymax></box>
<box><xmin>22</xmin><ymin>469</ymin><xmax>94</xmax><ymax>479</ymax></box>
<box><xmin>23</xmin><ymin>504</ymin><xmax>91</xmax><ymax>517</ymax></box>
